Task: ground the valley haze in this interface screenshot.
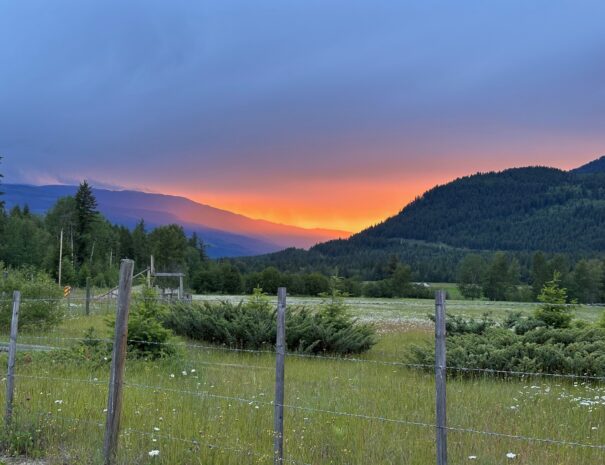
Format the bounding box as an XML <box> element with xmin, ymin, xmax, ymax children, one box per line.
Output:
<box><xmin>1</xmin><ymin>183</ymin><xmax>349</xmax><ymax>258</ymax></box>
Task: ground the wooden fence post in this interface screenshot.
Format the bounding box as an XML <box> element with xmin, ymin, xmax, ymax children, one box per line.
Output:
<box><xmin>435</xmin><ymin>290</ymin><xmax>448</xmax><ymax>465</ymax></box>
<box><xmin>274</xmin><ymin>287</ymin><xmax>287</xmax><ymax>465</ymax></box>
<box><xmin>103</xmin><ymin>260</ymin><xmax>134</xmax><ymax>465</ymax></box>
<box><xmin>5</xmin><ymin>291</ymin><xmax>21</xmax><ymax>428</ymax></box>
<box><xmin>85</xmin><ymin>277</ymin><xmax>92</xmax><ymax>316</ymax></box>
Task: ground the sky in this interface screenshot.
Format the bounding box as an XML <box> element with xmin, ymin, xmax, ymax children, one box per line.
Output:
<box><xmin>1</xmin><ymin>1</ymin><xmax>604</xmax><ymax>232</ymax></box>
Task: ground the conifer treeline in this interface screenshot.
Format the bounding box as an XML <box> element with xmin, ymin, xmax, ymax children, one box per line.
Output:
<box><xmin>1</xmin><ymin>164</ymin><xmax>605</xmax><ymax>302</ymax></box>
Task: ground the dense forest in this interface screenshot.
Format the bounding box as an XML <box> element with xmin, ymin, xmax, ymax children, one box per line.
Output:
<box><xmin>3</xmin><ymin>157</ymin><xmax>605</xmax><ymax>303</ymax></box>
<box><xmin>239</xmin><ymin>166</ymin><xmax>605</xmax><ymax>282</ymax></box>
<box><xmin>361</xmin><ymin>167</ymin><xmax>605</xmax><ymax>252</ymax></box>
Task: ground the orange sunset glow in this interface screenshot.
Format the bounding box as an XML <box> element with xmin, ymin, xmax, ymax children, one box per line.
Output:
<box><xmin>161</xmin><ymin>149</ymin><xmax>600</xmax><ymax>233</ymax></box>
<box><xmin>181</xmin><ymin>179</ymin><xmax>433</xmax><ymax>233</ymax></box>
<box><xmin>3</xmin><ymin>1</ymin><xmax>605</xmax><ymax>238</ymax></box>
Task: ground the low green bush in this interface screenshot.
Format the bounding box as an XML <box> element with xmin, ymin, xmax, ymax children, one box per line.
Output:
<box><xmin>0</xmin><ymin>265</ymin><xmax>63</xmax><ymax>331</ymax></box>
<box><xmin>164</xmin><ymin>289</ymin><xmax>376</xmax><ymax>354</ymax></box>
<box><xmin>408</xmin><ymin>321</ymin><xmax>605</xmax><ymax>377</ymax></box>
<box><xmin>429</xmin><ymin>312</ymin><xmax>497</xmax><ymax>335</ymax></box>
<box><xmin>287</xmin><ymin>294</ymin><xmax>376</xmax><ymax>354</ymax></box>
<box><xmin>107</xmin><ymin>287</ymin><xmax>175</xmax><ymax>360</ymax></box>
<box><xmin>410</xmin><ymin>276</ymin><xmax>605</xmax><ymax>377</ymax></box>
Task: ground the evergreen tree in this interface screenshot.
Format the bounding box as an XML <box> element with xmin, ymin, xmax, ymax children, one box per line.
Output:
<box><xmin>386</xmin><ymin>254</ymin><xmax>399</xmax><ymax>277</ymax></box>
<box><xmin>534</xmin><ymin>272</ymin><xmax>574</xmax><ymax>328</ymax></box>
<box><xmin>570</xmin><ymin>259</ymin><xmax>602</xmax><ymax>304</ymax></box>
<box><xmin>482</xmin><ymin>252</ymin><xmax>519</xmax><ymax>301</ymax></box>
<box><xmin>74</xmin><ymin>181</ymin><xmax>98</xmax><ymax>265</ymax></box>
<box><xmin>188</xmin><ymin>232</ymin><xmax>208</xmax><ymax>261</ymax></box>
<box><xmin>389</xmin><ymin>263</ymin><xmax>412</xmax><ymax>297</ymax></box>
<box><xmin>219</xmin><ymin>263</ymin><xmax>243</xmax><ymax>294</ymax></box>
<box><xmin>531</xmin><ymin>251</ymin><xmax>550</xmax><ymax>298</ymax></box>
<box><xmin>149</xmin><ymin>224</ymin><xmax>188</xmax><ymax>272</ymax></box>
<box><xmin>458</xmin><ymin>254</ymin><xmax>485</xmax><ymax>299</ymax></box>
<box><xmin>132</xmin><ymin>219</ymin><xmax>150</xmax><ymax>268</ymax></box>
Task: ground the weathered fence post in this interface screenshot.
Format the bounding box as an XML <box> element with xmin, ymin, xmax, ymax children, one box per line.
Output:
<box><xmin>103</xmin><ymin>260</ymin><xmax>134</xmax><ymax>465</ymax></box>
<box><xmin>5</xmin><ymin>291</ymin><xmax>21</xmax><ymax>428</ymax></box>
<box><xmin>85</xmin><ymin>277</ymin><xmax>92</xmax><ymax>316</ymax></box>
<box><xmin>178</xmin><ymin>274</ymin><xmax>184</xmax><ymax>301</ymax></box>
<box><xmin>274</xmin><ymin>287</ymin><xmax>287</xmax><ymax>465</ymax></box>
<box><xmin>435</xmin><ymin>290</ymin><xmax>448</xmax><ymax>465</ymax></box>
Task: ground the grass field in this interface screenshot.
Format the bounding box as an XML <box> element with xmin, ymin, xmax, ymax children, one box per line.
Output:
<box><xmin>0</xmin><ymin>295</ymin><xmax>603</xmax><ymax>464</ymax></box>
<box><xmin>194</xmin><ymin>294</ymin><xmax>605</xmax><ymax>329</ymax></box>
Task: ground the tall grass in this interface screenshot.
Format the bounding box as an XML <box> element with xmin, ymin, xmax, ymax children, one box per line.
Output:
<box><xmin>0</xmin><ymin>299</ymin><xmax>603</xmax><ymax>464</ymax></box>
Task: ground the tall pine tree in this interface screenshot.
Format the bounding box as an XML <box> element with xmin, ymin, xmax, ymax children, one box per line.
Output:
<box><xmin>74</xmin><ymin>181</ymin><xmax>98</xmax><ymax>265</ymax></box>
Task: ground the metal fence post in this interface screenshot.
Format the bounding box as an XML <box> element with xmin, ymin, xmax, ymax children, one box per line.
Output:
<box><xmin>103</xmin><ymin>260</ymin><xmax>134</xmax><ymax>465</ymax></box>
<box><xmin>435</xmin><ymin>290</ymin><xmax>448</xmax><ymax>465</ymax></box>
<box><xmin>5</xmin><ymin>291</ymin><xmax>21</xmax><ymax>428</ymax></box>
<box><xmin>274</xmin><ymin>287</ymin><xmax>287</xmax><ymax>465</ymax></box>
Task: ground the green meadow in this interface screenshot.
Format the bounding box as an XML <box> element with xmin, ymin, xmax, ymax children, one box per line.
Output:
<box><xmin>0</xmin><ymin>295</ymin><xmax>604</xmax><ymax>465</ymax></box>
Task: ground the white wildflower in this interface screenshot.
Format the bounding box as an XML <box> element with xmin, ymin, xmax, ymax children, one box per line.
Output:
<box><xmin>148</xmin><ymin>450</ymin><xmax>160</xmax><ymax>457</ymax></box>
<box><xmin>506</xmin><ymin>452</ymin><xmax>517</xmax><ymax>459</ymax></box>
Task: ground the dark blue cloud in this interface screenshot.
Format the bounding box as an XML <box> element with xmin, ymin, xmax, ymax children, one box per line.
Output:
<box><xmin>1</xmin><ymin>0</ymin><xmax>604</xmax><ymax>187</ymax></box>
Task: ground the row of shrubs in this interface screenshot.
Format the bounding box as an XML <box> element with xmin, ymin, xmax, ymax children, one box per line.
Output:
<box><xmin>111</xmin><ymin>287</ymin><xmax>376</xmax><ymax>359</ymax></box>
<box><xmin>163</xmin><ymin>289</ymin><xmax>376</xmax><ymax>354</ymax></box>
<box><xmin>408</xmin><ymin>274</ymin><xmax>605</xmax><ymax>377</ymax></box>
<box><xmin>0</xmin><ymin>264</ymin><xmax>377</xmax><ymax>359</ymax></box>
<box><xmin>410</xmin><ymin>323</ymin><xmax>605</xmax><ymax>377</ymax></box>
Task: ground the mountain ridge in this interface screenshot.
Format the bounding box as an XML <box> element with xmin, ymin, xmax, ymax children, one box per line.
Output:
<box><xmin>237</xmin><ymin>160</ymin><xmax>605</xmax><ymax>281</ymax></box>
<box><xmin>1</xmin><ymin>183</ymin><xmax>349</xmax><ymax>258</ymax></box>
<box><xmin>571</xmin><ymin>155</ymin><xmax>605</xmax><ymax>174</ymax></box>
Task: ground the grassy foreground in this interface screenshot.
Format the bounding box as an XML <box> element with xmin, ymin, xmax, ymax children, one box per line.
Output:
<box><xmin>0</xmin><ymin>296</ymin><xmax>603</xmax><ymax>464</ymax></box>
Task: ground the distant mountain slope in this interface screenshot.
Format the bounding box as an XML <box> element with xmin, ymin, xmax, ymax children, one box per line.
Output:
<box><xmin>572</xmin><ymin>155</ymin><xmax>605</xmax><ymax>174</ymax></box>
<box><xmin>2</xmin><ymin>184</ymin><xmax>349</xmax><ymax>258</ymax></box>
<box><xmin>356</xmin><ymin>167</ymin><xmax>605</xmax><ymax>252</ymax></box>
<box><xmin>238</xmin><ymin>163</ymin><xmax>605</xmax><ymax>280</ymax></box>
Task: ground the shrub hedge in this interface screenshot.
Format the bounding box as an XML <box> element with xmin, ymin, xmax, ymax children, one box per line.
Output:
<box><xmin>409</xmin><ymin>313</ymin><xmax>605</xmax><ymax>377</ymax></box>
<box><xmin>164</xmin><ymin>289</ymin><xmax>376</xmax><ymax>354</ymax></box>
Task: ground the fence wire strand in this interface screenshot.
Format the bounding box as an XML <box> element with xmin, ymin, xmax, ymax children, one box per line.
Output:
<box><xmin>3</xmin><ymin>294</ymin><xmax>605</xmax><ymax>461</ymax></box>
<box><xmin>10</xmin><ymin>375</ymin><xmax>605</xmax><ymax>453</ymax></box>
<box><xmin>10</xmin><ymin>333</ymin><xmax>605</xmax><ymax>382</ymax></box>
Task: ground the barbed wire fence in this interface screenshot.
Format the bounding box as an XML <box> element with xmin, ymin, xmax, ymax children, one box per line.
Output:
<box><xmin>1</xmin><ymin>259</ymin><xmax>605</xmax><ymax>464</ymax></box>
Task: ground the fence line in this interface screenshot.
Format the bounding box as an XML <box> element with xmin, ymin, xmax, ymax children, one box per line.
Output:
<box><xmin>4</xmin><ymin>290</ymin><xmax>20</xmax><ymax>428</ymax></box>
<box><xmin>0</xmin><ymin>296</ymin><xmax>246</xmax><ymax>304</ymax></box>
<box><xmin>10</xmin><ymin>333</ymin><xmax>605</xmax><ymax>382</ymax></box>
<box><xmin>103</xmin><ymin>259</ymin><xmax>134</xmax><ymax>465</ymax></box>
<box><xmin>11</xmin><ymin>375</ymin><xmax>605</xmax><ymax>452</ymax></box>
<box><xmin>3</xmin><ymin>286</ymin><xmax>605</xmax><ymax>464</ymax></box>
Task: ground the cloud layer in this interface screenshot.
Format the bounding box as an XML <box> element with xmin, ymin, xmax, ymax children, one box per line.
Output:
<box><xmin>1</xmin><ymin>1</ymin><xmax>604</xmax><ymax>230</ymax></box>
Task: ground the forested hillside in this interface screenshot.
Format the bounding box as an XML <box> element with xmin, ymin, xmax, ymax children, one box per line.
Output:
<box><xmin>361</xmin><ymin>167</ymin><xmax>605</xmax><ymax>252</ymax></box>
<box><xmin>572</xmin><ymin>155</ymin><xmax>605</xmax><ymax>174</ymax></box>
<box><xmin>5</xmin><ymin>159</ymin><xmax>605</xmax><ymax>300</ymax></box>
<box><xmin>239</xmin><ymin>166</ymin><xmax>605</xmax><ymax>281</ymax></box>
